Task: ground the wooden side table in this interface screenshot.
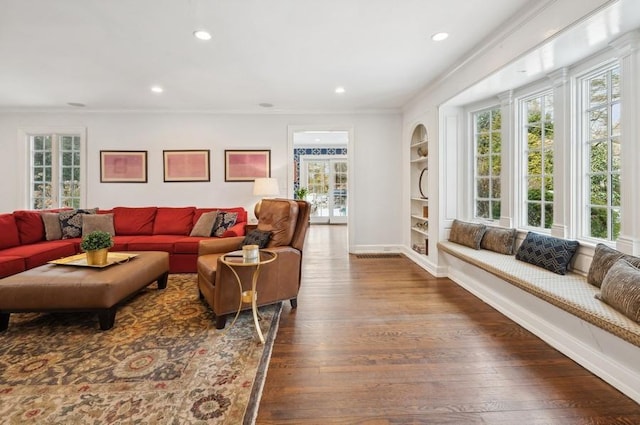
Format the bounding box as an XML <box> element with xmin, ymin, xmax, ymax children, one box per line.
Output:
<box><xmin>219</xmin><ymin>250</ymin><xmax>277</xmax><ymax>343</ymax></box>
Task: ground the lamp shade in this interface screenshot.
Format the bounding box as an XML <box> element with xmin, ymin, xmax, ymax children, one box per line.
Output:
<box><xmin>253</xmin><ymin>178</ymin><xmax>280</xmax><ymax>196</ymax></box>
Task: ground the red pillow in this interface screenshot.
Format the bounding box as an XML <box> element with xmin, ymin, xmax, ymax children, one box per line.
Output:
<box><xmin>0</xmin><ymin>214</ymin><xmax>21</xmax><ymax>249</ymax></box>
<box><xmin>113</xmin><ymin>207</ymin><xmax>157</xmax><ymax>235</ymax></box>
<box><xmin>13</xmin><ymin>210</ymin><xmax>45</xmax><ymax>244</ymax></box>
<box><xmin>152</xmin><ymin>207</ymin><xmax>195</xmax><ymax>235</ymax></box>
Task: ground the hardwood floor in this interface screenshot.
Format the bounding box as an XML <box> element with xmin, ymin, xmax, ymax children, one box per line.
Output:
<box><xmin>256</xmin><ymin>224</ymin><xmax>640</xmax><ymax>424</ymax></box>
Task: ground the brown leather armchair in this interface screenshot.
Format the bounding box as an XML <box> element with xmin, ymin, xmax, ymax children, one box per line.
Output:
<box><xmin>197</xmin><ymin>198</ymin><xmax>310</xmax><ymax>329</ymax></box>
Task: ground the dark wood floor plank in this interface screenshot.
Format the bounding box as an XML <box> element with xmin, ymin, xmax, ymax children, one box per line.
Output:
<box><xmin>257</xmin><ymin>224</ymin><xmax>640</xmax><ymax>424</ymax></box>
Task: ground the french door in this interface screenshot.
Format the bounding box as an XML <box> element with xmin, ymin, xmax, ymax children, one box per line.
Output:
<box><xmin>300</xmin><ymin>156</ymin><xmax>347</xmax><ymax>224</ymax></box>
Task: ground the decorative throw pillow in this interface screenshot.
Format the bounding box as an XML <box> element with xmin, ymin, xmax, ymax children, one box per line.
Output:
<box><xmin>587</xmin><ymin>243</ymin><xmax>640</xmax><ymax>288</ymax></box>
<box><xmin>238</xmin><ymin>229</ymin><xmax>272</xmax><ymax>249</ymax></box>
<box><xmin>41</xmin><ymin>212</ymin><xmax>62</xmax><ymax>241</ymax></box>
<box><xmin>211</xmin><ymin>211</ymin><xmax>238</xmax><ymax>237</ymax></box>
<box><xmin>480</xmin><ymin>226</ymin><xmax>517</xmax><ymax>255</ymax></box>
<box><xmin>596</xmin><ymin>259</ymin><xmax>640</xmax><ymax>323</ymax></box>
<box><xmin>59</xmin><ymin>208</ymin><xmax>97</xmax><ymax>239</ymax></box>
<box><xmin>448</xmin><ymin>219</ymin><xmax>486</xmax><ymax>250</ymax></box>
<box><xmin>82</xmin><ymin>214</ymin><xmax>115</xmax><ymax>236</ymax></box>
<box><xmin>515</xmin><ymin>232</ymin><xmax>579</xmax><ymax>275</ymax></box>
<box><xmin>190</xmin><ymin>211</ymin><xmax>218</xmax><ymax>237</ymax></box>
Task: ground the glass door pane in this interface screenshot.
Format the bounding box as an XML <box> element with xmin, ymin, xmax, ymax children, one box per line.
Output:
<box><xmin>330</xmin><ymin>159</ymin><xmax>347</xmax><ymax>223</ymax></box>
<box><xmin>301</xmin><ymin>158</ymin><xmax>347</xmax><ymax>224</ymax></box>
<box><xmin>304</xmin><ymin>160</ymin><xmax>329</xmax><ymax>222</ymax></box>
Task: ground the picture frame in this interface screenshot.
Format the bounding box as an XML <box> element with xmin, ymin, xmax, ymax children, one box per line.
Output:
<box><xmin>100</xmin><ymin>150</ymin><xmax>148</xmax><ymax>183</ymax></box>
<box><xmin>224</xmin><ymin>150</ymin><xmax>271</xmax><ymax>182</ymax></box>
<box><xmin>163</xmin><ymin>150</ymin><xmax>210</xmax><ymax>182</ymax></box>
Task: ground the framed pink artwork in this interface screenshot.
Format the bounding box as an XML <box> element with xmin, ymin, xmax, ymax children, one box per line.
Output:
<box><xmin>163</xmin><ymin>150</ymin><xmax>210</xmax><ymax>182</ymax></box>
<box><xmin>224</xmin><ymin>150</ymin><xmax>271</xmax><ymax>182</ymax></box>
<box><xmin>100</xmin><ymin>151</ymin><xmax>148</xmax><ymax>183</ymax></box>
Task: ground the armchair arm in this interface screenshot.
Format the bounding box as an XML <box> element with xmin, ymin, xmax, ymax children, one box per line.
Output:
<box><xmin>198</xmin><ymin>236</ymin><xmax>244</xmax><ymax>255</ymax></box>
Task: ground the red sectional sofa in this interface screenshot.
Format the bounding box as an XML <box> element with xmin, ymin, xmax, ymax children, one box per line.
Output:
<box><xmin>0</xmin><ymin>206</ymin><xmax>247</xmax><ymax>277</ymax></box>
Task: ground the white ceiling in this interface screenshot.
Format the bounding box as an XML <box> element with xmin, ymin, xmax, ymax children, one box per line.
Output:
<box><xmin>0</xmin><ymin>0</ymin><xmax>536</xmax><ymax>113</ymax></box>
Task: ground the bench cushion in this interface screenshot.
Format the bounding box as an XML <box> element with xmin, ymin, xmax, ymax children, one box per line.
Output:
<box><xmin>439</xmin><ymin>240</ymin><xmax>640</xmax><ymax>347</ymax></box>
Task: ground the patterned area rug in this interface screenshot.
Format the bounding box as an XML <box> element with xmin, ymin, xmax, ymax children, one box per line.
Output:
<box><xmin>0</xmin><ymin>274</ymin><xmax>281</xmax><ymax>424</ymax></box>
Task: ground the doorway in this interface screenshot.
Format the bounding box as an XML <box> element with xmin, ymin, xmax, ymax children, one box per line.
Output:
<box><xmin>300</xmin><ymin>156</ymin><xmax>347</xmax><ymax>224</ymax></box>
<box><xmin>291</xmin><ymin>129</ymin><xmax>350</xmax><ymax>225</ymax></box>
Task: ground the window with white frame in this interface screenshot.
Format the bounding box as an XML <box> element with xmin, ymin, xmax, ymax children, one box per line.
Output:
<box><xmin>29</xmin><ymin>133</ymin><xmax>83</xmax><ymax>209</ymax></box>
<box><xmin>521</xmin><ymin>91</ymin><xmax>554</xmax><ymax>229</ymax></box>
<box><xmin>581</xmin><ymin>65</ymin><xmax>621</xmax><ymax>241</ymax></box>
<box><xmin>473</xmin><ymin>107</ymin><xmax>501</xmax><ymax>220</ymax></box>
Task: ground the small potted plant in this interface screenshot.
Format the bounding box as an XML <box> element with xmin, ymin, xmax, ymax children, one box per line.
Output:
<box><xmin>80</xmin><ymin>230</ymin><xmax>114</xmax><ymax>265</ymax></box>
<box><xmin>294</xmin><ymin>187</ymin><xmax>308</xmax><ymax>200</ymax></box>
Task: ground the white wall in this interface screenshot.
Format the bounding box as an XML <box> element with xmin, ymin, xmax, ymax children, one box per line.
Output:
<box><xmin>0</xmin><ymin>112</ymin><xmax>402</xmax><ymax>250</ymax></box>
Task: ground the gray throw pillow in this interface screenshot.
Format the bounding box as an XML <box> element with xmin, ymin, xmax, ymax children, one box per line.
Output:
<box><xmin>587</xmin><ymin>243</ymin><xmax>640</xmax><ymax>288</ymax></box>
<box><xmin>190</xmin><ymin>211</ymin><xmax>218</xmax><ymax>237</ymax></box>
<box><xmin>82</xmin><ymin>214</ymin><xmax>115</xmax><ymax>236</ymax></box>
<box><xmin>480</xmin><ymin>226</ymin><xmax>517</xmax><ymax>255</ymax></box>
<box><xmin>596</xmin><ymin>259</ymin><xmax>640</xmax><ymax>323</ymax></box>
<box><xmin>448</xmin><ymin>219</ymin><xmax>486</xmax><ymax>250</ymax></box>
<box><xmin>41</xmin><ymin>212</ymin><xmax>62</xmax><ymax>240</ymax></box>
<box><xmin>515</xmin><ymin>232</ymin><xmax>579</xmax><ymax>275</ymax></box>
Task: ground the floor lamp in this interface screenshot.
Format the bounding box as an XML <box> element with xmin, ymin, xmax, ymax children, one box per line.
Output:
<box><xmin>253</xmin><ymin>177</ymin><xmax>280</xmax><ymax>219</ymax></box>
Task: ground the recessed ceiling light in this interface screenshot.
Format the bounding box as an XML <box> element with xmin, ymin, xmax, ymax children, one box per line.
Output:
<box><xmin>259</xmin><ymin>102</ymin><xmax>274</xmax><ymax>108</ymax></box>
<box><xmin>151</xmin><ymin>86</ymin><xmax>164</xmax><ymax>94</ymax></box>
<box><xmin>67</xmin><ymin>102</ymin><xmax>85</xmax><ymax>107</ymax></box>
<box><xmin>193</xmin><ymin>30</ymin><xmax>212</xmax><ymax>41</ymax></box>
<box><xmin>431</xmin><ymin>32</ymin><xmax>449</xmax><ymax>41</ymax></box>
<box><xmin>335</xmin><ymin>86</ymin><xmax>346</xmax><ymax>94</ymax></box>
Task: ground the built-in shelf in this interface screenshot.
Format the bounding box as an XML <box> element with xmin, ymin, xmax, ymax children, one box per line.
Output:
<box><xmin>410</xmin><ymin>123</ymin><xmax>429</xmax><ymax>257</ymax></box>
<box><xmin>411</xmin><ymin>227</ymin><xmax>429</xmax><ymax>237</ymax></box>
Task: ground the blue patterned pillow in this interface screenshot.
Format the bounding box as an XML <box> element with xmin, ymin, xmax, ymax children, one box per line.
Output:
<box><xmin>515</xmin><ymin>232</ymin><xmax>579</xmax><ymax>275</ymax></box>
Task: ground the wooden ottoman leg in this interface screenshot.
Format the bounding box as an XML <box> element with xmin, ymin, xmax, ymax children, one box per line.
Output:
<box><xmin>157</xmin><ymin>272</ymin><xmax>169</xmax><ymax>290</ymax></box>
<box><xmin>0</xmin><ymin>313</ymin><xmax>9</xmax><ymax>332</ymax></box>
<box><xmin>215</xmin><ymin>314</ymin><xmax>227</xmax><ymax>329</ymax></box>
<box><xmin>290</xmin><ymin>298</ymin><xmax>298</xmax><ymax>309</ymax></box>
<box><xmin>98</xmin><ymin>308</ymin><xmax>117</xmax><ymax>330</ymax></box>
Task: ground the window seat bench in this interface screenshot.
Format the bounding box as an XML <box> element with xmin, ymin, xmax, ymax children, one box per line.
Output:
<box><xmin>437</xmin><ymin>240</ymin><xmax>640</xmax><ymax>404</ymax></box>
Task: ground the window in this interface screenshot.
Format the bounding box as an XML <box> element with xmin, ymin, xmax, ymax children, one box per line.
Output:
<box><xmin>522</xmin><ymin>91</ymin><xmax>554</xmax><ymax>229</ymax></box>
<box><xmin>473</xmin><ymin>107</ymin><xmax>501</xmax><ymax>220</ymax></box>
<box><xmin>29</xmin><ymin>133</ymin><xmax>83</xmax><ymax>209</ymax></box>
<box><xmin>581</xmin><ymin>65</ymin><xmax>621</xmax><ymax>241</ymax></box>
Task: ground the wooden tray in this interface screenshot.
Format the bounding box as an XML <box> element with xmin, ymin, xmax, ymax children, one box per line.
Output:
<box><xmin>48</xmin><ymin>252</ymin><xmax>138</xmax><ymax>268</ymax></box>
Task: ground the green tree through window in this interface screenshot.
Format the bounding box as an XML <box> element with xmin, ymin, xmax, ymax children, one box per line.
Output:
<box><xmin>584</xmin><ymin>66</ymin><xmax>620</xmax><ymax>241</ymax></box>
<box><xmin>474</xmin><ymin>107</ymin><xmax>501</xmax><ymax>220</ymax></box>
<box><xmin>523</xmin><ymin>92</ymin><xmax>554</xmax><ymax>229</ymax></box>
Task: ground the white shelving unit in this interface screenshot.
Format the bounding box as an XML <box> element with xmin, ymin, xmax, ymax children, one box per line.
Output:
<box><xmin>410</xmin><ymin>124</ymin><xmax>429</xmax><ymax>256</ymax></box>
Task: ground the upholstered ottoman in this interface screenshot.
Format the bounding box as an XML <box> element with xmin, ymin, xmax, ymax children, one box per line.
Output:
<box><xmin>0</xmin><ymin>251</ymin><xmax>169</xmax><ymax>331</ymax></box>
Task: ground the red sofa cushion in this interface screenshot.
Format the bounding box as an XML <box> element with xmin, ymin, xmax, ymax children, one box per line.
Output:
<box><xmin>127</xmin><ymin>235</ymin><xmax>183</xmax><ymax>254</ymax></box>
<box><xmin>1</xmin><ymin>241</ymin><xmax>76</xmax><ymax>269</ymax></box>
<box><xmin>113</xmin><ymin>207</ymin><xmax>157</xmax><ymax>235</ymax></box>
<box><xmin>153</xmin><ymin>207</ymin><xmax>195</xmax><ymax>235</ymax></box>
<box><xmin>13</xmin><ymin>210</ymin><xmax>46</xmax><ymax>244</ymax></box>
<box><xmin>0</xmin><ymin>214</ymin><xmax>21</xmax><ymax>249</ymax></box>
<box><xmin>0</xmin><ymin>256</ymin><xmax>26</xmax><ymax>279</ymax></box>
<box><xmin>174</xmin><ymin>236</ymin><xmax>210</xmax><ymax>254</ymax></box>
